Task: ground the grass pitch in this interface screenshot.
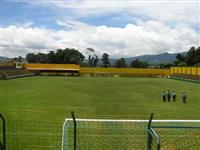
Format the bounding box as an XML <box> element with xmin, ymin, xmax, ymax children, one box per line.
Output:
<box><xmin>0</xmin><ymin>77</ymin><xmax>199</xmax><ymax>149</ymax></box>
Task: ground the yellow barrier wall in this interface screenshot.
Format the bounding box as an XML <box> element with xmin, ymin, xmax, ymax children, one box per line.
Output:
<box><xmin>177</xmin><ymin>67</ymin><xmax>182</xmax><ymax>74</ymax></box>
<box><xmin>170</xmin><ymin>67</ymin><xmax>174</xmax><ymax>75</ymax></box>
<box><xmin>24</xmin><ymin>64</ymin><xmax>171</xmax><ymax>76</ymax></box>
<box><xmin>174</xmin><ymin>67</ymin><xmax>178</xmax><ymax>74</ymax></box>
<box><xmin>191</xmin><ymin>67</ymin><xmax>197</xmax><ymax>75</ymax></box>
<box><xmin>80</xmin><ymin>67</ymin><xmax>170</xmax><ymax>76</ymax></box>
<box><xmin>24</xmin><ymin>64</ymin><xmax>200</xmax><ymax>77</ymax></box>
<box><xmin>186</xmin><ymin>67</ymin><xmax>191</xmax><ymax>74</ymax></box>
<box><xmin>198</xmin><ymin>68</ymin><xmax>200</xmax><ymax>76</ymax></box>
<box><xmin>171</xmin><ymin>67</ymin><xmax>200</xmax><ymax>76</ymax></box>
<box><xmin>182</xmin><ymin>67</ymin><xmax>186</xmax><ymax>74</ymax></box>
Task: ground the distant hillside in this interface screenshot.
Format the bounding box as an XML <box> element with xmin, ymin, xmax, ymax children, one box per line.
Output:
<box><xmin>0</xmin><ymin>56</ymin><xmax>10</xmax><ymax>62</ymax></box>
<box><xmin>110</xmin><ymin>52</ymin><xmax>187</xmax><ymax>65</ymax></box>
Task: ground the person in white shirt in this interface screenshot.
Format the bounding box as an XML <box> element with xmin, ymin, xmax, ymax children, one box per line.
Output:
<box><xmin>172</xmin><ymin>91</ymin><xmax>176</xmax><ymax>102</ymax></box>
<box><xmin>182</xmin><ymin>92</ymin><xmax>187</xmax><ymax>103</ymax></box>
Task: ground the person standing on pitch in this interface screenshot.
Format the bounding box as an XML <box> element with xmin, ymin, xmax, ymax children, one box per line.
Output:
<box><xmin>167</xmin><ymin>90</ymin><xmax>171</xmax><ymax>102</ymax></box>
<box><xmin>172</xmin><ymin>91</ymin><xmax>176</xmax><ymax>102</ymax></box>
<box><xmin>182</xmin><ymin>92</ymin><xmax>187</xmax><ymax>103</ymax></box>
<box><xmin>162</xmin><ymin>91</ymin><xmax>166</xmax><ymax>102</ymax></box>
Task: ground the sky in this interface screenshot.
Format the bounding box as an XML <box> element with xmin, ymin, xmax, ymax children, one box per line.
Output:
<box><xmin>1</xmin><ymin>0</ymin><xmax>200</xmax><ymax>58</ymax></box>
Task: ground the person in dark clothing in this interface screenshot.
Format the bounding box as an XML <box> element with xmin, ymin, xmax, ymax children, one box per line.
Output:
<box><xmin>167</xmin><ymin>90</ymin><xmax>171</xmax><ymax>102</ymax></box>
<box><xmin>172</xmin><ymin>91</ymin><xmax>176</xmax><ymax>102</ymax></box>
<box><xmin>182</xmin><ymin>92</ymin><xmax>187</xmax><ymax>103</ymax></box>
<box><xmin>162</xmin><ymin>91</ymin><xmax>166</xmax><ymax>102</ymax></box>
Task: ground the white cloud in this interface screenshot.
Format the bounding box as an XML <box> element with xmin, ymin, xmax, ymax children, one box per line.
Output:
<box><xmin>1</xmin><ymin>20</ymin><xmax>199</xmax><ymax>58</ymax></box>
<box><xmin>26</xmin><ymin>0</ymin><xmax>200</xmax><ymax>28</ymax></box>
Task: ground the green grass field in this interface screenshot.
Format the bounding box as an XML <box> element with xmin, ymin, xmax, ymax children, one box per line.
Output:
<box><xmin>0</xmin><ymin>77</ymin><xmax>200</xmax><ymax>149</ymax></box>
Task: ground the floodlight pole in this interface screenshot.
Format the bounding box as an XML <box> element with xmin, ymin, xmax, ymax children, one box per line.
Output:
<box><xmin>147</xmin><ymin>113</ymin><xmax>153</xmax><ymax>150</ymax></box>
<box><xmin>71</xmin><ymin>111</ymin><xmax>77</xmax><ymax>150</ymax></box>
<box><xmin>0</xmin><ymin>114</ymin><xmax>6</xmax><ymax>150</ymax></box>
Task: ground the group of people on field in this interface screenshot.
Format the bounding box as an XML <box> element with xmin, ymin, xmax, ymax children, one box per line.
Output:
<box><xmin>162</xmin><ymin>90</ymin><xmax>187</xmax><ymax>103</ymax></box>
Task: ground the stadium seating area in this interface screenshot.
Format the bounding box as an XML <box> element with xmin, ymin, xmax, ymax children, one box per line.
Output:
<box><xmin>0</xmin><ymin>68</ymin><xmax>34</xmax><ymax>79</ymax></box>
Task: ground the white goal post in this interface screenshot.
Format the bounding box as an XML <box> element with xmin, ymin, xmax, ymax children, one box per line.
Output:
<box><xmin>61</xmin><ymin>118</ymin><xmax>200</xmax><ymax>150</ymax></box>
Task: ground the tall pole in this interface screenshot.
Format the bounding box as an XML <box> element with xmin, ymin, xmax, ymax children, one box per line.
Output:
<box><xmin>0</xmin><ymin>114</ymin><xmax>6</xmax><ymax>150</ymax></box>
<box><xmin>71</xmin><ymin>111</ymin><xmax>77</xmax><ymax>150</ymax></box>
<box><xmin>147</xmin><ymin>113</ymin><xmax>153</xmax><ymax>150</ymax></box>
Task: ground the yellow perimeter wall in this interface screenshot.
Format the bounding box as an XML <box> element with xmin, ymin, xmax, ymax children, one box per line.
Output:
<box><xmin>171</xmin><ymin>67</ymin><xmax>200</xmax><ymax>76</ymax></box>
<box><xmin>80</xmin><ymin>67</ymin><xmax>170</xmax><ymax>76</ymax></box>
<box><xmin>24</xmin><ymin>63</ymin><xmax>171</xmax><ymax>76</ymax></box>
<box><xmin>24</xmin><ymin>64</ymin><xmax>199</xmax><ymax>76</ymax></box>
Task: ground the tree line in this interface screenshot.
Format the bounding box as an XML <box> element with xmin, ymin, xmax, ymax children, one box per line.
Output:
<box><xmin>174</xmin><ymin>46</ymin><xmax>200</xmax><ymax>67</ymax></box>
<box><xmin>25</xmin><ymin>46</ymin><xmax>200</xmax><ymax>68</ymax></box>
<box><xmin>26</xmin><ymin>48</ymin><xmax>149</xmax><ymax>68</ymax></box>
<box><xmin>26</xmin><ymin>48</ymin><xmax>85</xmax><ymax>65</ymax></box>
<box><xmin>159</xmin><ymin>46</ymin><xmax>200</xmax><ymax>68</ymax></box>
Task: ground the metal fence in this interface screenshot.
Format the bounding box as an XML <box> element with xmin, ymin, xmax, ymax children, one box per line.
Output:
<box><xmin>63</xmin><ymin>112</ymin><xmax>200</xmax><ymax>150</ymax></box>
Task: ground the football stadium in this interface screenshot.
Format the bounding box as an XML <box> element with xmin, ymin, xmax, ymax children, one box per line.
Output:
<box><xmin>0</xmin><ymin>63</ymin><xmax>200</xmax><ymax>150</ymax></box>
<box><xmin>1</xmin><ymin>0</ymin><xmax>200</xmax><ymax>150</ymax></box>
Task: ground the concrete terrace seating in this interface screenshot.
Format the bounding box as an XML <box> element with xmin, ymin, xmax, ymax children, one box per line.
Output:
<box><xmin>0</xmin><ymin>69</ymin><xmax>34</xmax><ymax>79</ymax></box>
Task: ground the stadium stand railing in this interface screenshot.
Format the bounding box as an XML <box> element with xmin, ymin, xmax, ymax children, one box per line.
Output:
<box><xmin>0</xmin><ymin>67</ymin><xmax>34</xmax><ymax>79</ymax></box>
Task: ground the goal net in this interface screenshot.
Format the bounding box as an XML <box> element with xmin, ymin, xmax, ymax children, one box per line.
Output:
<box><xmin>61</xmin><ymin>117</ymin><xmax>200</xmax><ymax>150</ymax></box>
<box><xmin>62</xmin><ymin>119</ymin><xmax>148</xmax><ymax>150</ymax></box>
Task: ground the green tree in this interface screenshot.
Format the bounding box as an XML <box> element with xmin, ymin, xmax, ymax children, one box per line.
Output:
<box><xmin>130</xmin><ymin>59</ymin><xmax>140</xmax><ymax>68</ymax></box>
<box><xmin>174</xmin><ymin>53</ymin><xmax>185</xmax><ymax>65</ymax></box>
<box><xmin>62</xmin><ymin>48</ymin><xmax>85</xmax><ymax>64</ymax></box>
<box><xmin>101</xmin><ymin>53</ymin><xmax>110</xmax><ymax>67</ymax></box>
<box><xmin>94</xmin><ymin>55</ymin><xmax>99</xmax><ymax>67</ymax></box>
<box><xmin>26</xmin><ymin>53</ymin><xmax>36</xmax><ymax>63</ymax></box>
<box><xmin>193</xmin><ymin>47</ymin><xmax>200</xmax><ymax>65</ymax></box>
<box><xmin>86</xmin><ymin>48</ymin><xmax>99</xmax><ymax>67</ymax></box>
<box><xmin>185</xmin><ymin>46</ymin><xmax>196</xmax><ymax>66</ymax></box>
<box><xmin>55</xmin><ymin>49</ymin><xmax>64</xmax><ymax>63</ymax></box>
<box><xmin>36</xmin><ymin>53</ymin><xmax>48</xmax><ymax>63</ymax></box>
<box><xmin>130</xmin><ymin>59</ymin><xmax>148</xmax><ymax>68</ymax></box>
<box><xmin>176</xmin><ymin>53</ymin><xmax>185</xmax><ymax>62</ymax></box>
<box><xmin>26</xmin><ymin>48</ymin><xmax>85</xmax><ymax>64</ymax></box>
<box><xmin>88</xmin><ymin>55</ymin><xmax>93</xmax><ymax>67</ymax></box>
<box><xmin>184</xmin><ymin>46</ymin><xmax>200</xmax><ymax>66</ymax></box>
<box><xmin>47</xmin><ymin>51</ymin><xmax>55</xmax><ymax>63</ymax></box>
<box><xmin>115</xmin><ymin>58</ymin><xmax>127</xmax><ymax>68</ymax></box>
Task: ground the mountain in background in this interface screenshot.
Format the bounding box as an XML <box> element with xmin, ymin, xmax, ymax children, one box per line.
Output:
<box><xmin>0</xmin><ymin>56</ymin><xmax>11</xmax><ymax>62</ymax></box>
<box><xmin>110</xmin><ymin>52</ymin><xmax>187</xmax><ymax>65</ymax></box>
<box><xmin>1</xmin><ymin>52</ymin><xmax>186</xmax><ymax>65</ymax></box>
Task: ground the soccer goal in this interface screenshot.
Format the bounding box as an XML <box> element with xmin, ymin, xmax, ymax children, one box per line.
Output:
<box><xmin>61</xmin><ymin>112</ymin><xmax>200</xmax><ymax>150</ymax></box>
